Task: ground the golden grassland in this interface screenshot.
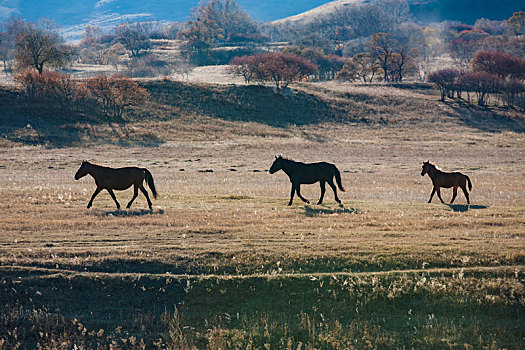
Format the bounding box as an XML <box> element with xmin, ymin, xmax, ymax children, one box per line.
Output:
<box><xmin>0</xmin><ymin>81</ymin><xmax>524</xmax><ymax>348</ymax></box>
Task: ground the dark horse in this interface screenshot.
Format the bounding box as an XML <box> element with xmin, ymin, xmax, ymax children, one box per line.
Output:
<box><xmin>269</xmin><ymin>155</ymin><xmax>345</xmax><ymax>206</ymax></box>
<box><xmin>421</xmin><ymin>161</ymin><xmax>472</xmax><ymax>204</ymax></box>
<box><xmin>75</xmin><ymin>161</ymin><xmax>158</xmax><ymax>210</ymax></box>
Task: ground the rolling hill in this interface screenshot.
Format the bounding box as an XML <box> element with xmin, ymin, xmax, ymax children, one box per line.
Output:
<box><xmin>270</xmin><ymin>0</ymin><xmax>521</xmax><ymax>27</ymax></box>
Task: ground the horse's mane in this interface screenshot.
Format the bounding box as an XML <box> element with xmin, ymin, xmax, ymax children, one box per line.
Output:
<box><xmin>424</xmin><ymin>161</ymin><xmax>442</xmax><ymax>171</ymax></box>
<box><xmin>276</xmin><ymin>155</ymin><xmax>293</xmax><ymax>161</ymax></box>
<box><xmin>83</xmin><ymin>161</ymin><xmax>107</xmax><ymax>169</ymax></box>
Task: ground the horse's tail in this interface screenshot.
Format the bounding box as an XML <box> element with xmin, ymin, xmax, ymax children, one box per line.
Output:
<box><xmin>465</xmin><ymin>174</ymin><xmax>472</xmax><ymax>191</ymax></box>
<box><xmin>144</xmin><ymin>168</ymin><xmax>158</xmax><ymax>199</ymax></box>
<box><xmin>334</xmin><ymin>167</ymin><xmax>345</xmax><ymax>192</ymax></box>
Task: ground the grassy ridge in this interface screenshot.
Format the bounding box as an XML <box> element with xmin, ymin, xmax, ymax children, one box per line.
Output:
<box><xmin>2</xmin><ymin>81</ymin><xmax>524</xmax><ymax>147</ymax></box>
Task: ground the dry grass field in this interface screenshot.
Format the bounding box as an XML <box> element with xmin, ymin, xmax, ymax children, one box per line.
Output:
<box><xmin>0</xmin><ymin>80</ymin><xmax>524</xmax><ymax>348</ymax></box>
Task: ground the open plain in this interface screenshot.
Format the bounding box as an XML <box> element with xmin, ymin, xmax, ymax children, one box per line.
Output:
<box><xmin>0</xmin><ymin>81</ymin><xmax>524</xmax><ymax>348</ymax></box>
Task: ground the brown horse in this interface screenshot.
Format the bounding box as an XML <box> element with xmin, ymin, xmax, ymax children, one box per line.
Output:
<box><xmin>75</xmin><ymin>161</ymin><xmax>158</xmax><ymax>210</ymax></box>
<box><xmin>269</xmin><ymin>155</ymin><xmax>345</xmax><ymax>206</ymax></box>
<box><xmin>421</xmin><ymin>161</ymin><xmax>472</xmax><ymax>204</ymax></box>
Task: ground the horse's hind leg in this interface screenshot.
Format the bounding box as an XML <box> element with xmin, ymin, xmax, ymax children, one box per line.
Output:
<box><xmin>450</xmin><ymin>187</ymin><xmax>458</xmax><ymax>204</ymax></box>
<box><xmin>106</xmin><ymin>189</ymin><xmax>121</xmax><ymax>209</ymax></box>
<box><xmin>127</xmin><ymin>185</ymin><xmax>139</xmax><ymax>209</ymax></box>
<box><xmin>296</xmin><ymin>185</ymin><xmax>310</xmax><ymax>204</ymax></box>
<box><xmin>317</xmin><ymin>181</ymin><xmax>326</xmax><ymax>205</ymax></box>
<box><xmin>461</xmin><ymin>185</ymin><xmax>470</xmax><ymax>205</ymax></box>
<box><xmin>140</xmin><ymin>186</ymin><xmax>153</xmax><ymax>209</ymax></box>
<box><xmin>328</xmin><ymin>179</ymin><xmax>341</xmax><ymax>204</ymax></box>
<box><xmin>87</xmin><ymin>187</ymin><xmax>102</xmax><ymax>208</ymax></box>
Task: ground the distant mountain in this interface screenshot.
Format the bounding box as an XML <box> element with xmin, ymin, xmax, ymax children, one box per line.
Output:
<box><xmin>1</xmin><ymin>0</ymin><xmax>522</xmax><ymax>41</ymax></box>
<box><xmin>1</xmin><ymin>0</ymin><xmax>332</xmax><ymax>40</ymax></box>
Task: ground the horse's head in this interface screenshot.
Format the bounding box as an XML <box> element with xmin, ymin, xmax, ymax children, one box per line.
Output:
<box><xmin>269</xmin><ymin>155</ymin><xmax>284</xmax><ymax>174</ymax></box>
<box><xmin>421</xmin><ymin>161</ymin><xmax>431</xmax><ymax>176</ymax></box>
<box><xmin>75</xmin><ymin>161</ymin><xmax>89</xmax><ymax>180</ymax></box>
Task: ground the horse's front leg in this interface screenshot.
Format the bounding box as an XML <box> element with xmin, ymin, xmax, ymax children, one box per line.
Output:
<box><xmin>87</xmin><ymin>187</ymin><xmax>102</xmax><ymax>208</ymax></box>
<box><xmin>288</xmin><ymin>183</ymin><xmax>296</xmax><ymax>206</ymax></box>
<box><xmin>106</xmin><ymin>189</ymin><xmax>121</xmax><ymax>209</ymax></box>
<box><xmin>296</xmin><ymin>185</ymin><xmax>310</xmax><ymax>204</ymax></box>
<box><xmin>428</xmin><ymin>187</ymin><xmax>436</xmax><ymax>203</ymax></box>
<box><xmin>436</xmin><ymin>188</ymin><xmax>445</xmax><ymax>204</ymax></box>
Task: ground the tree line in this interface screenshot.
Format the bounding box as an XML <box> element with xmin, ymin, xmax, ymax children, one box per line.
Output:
<box><xmin>1</xmin><ymin>0</ymin><xmax>524</xmax><ymax>109</ymax></box>
<box><xmin>428</xmin><ymin>51</ymin><xmax>525</xmax><ymax>106</ymax></box>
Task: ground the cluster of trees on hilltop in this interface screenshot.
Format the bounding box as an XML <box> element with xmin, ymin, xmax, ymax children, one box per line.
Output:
<box><xmin>0</xmin><ymin>18</ymin><xmax>149</xmax><ymax>120</ymax></box>
<box><xmin>428</xmin><ymin>51</ymin><xmax>525</xmax><ymax>107</ymax></box>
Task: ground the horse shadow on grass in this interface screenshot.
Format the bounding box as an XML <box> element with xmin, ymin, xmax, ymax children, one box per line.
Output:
<box><xmin>303</xmin><ymin>204</ymin><xmax>360</xmax><ymax>217</ymax></box>
<box><xmin>446</xmin><ymin>204</ymin><xmax>488</xmax><ymax>212</ymax></box>
<box><xmin>102</xmin><ymin>208</ymin><xmax>165</xmax><ymax>217</ymax></box>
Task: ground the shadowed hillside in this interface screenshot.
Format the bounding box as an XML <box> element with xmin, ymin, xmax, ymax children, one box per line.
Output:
<box><xmin>1</xmin><ymin>81</ymin><xmax>524</xmax><ymax>147</ymax></box>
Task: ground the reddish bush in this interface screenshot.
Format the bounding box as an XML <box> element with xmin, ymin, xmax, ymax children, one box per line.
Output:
<box><xmin>427</xmin><ymin>69</ymin><xmax>462</xmax><ymax>101</ymax></box>
<box><xmin>471</xmin><ymin>51</ymin><xmax>525</xmax><ymax>80</ymax></box>
<box><xmin>459</xmin><ymin>71</ymin><xmax>504</xmax><ymax>106</ymax></box>
<box><xmin>14</xmin><ymin>69</ymin><xmax>77</xmax><ymax>103</ymax></box>
<box><xmin>254</xmin><ymin>52</ymin><xmax>317</xmax><ymax>90</ymax></box>
<box><xmin>228</xmin><ymin>55</ymin><xmax>258</xmax><ymax>83</ymax></box>
<box><xmin>83</xmin><ymin>75</ymin><xmax>149</xmax><ymax>118</ymax></box>
<box><xmin>457</xmin><ymin>28</ymin><xmax>489</xmax><ymax>42</ymax></box>
<box><xmin>14</xmin><ymin>69</ymin><xmax>42</xmax><ymax>97</ymax></box>
<box><xmin>229</xmin><ymin>52</ymin><xmax>317</xmax><ymax>90</ymax></box>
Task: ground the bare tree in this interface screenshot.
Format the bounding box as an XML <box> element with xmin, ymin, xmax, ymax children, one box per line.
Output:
<box><xmin>14</xmin><ymin>20</ymin><xmax>73</xmax><ymax>74</ymax></box>
<box><xmin>369</xmin><ymin>33</ymin><xmax>397</xmax><ymax>81</ymax></box>
<box><xmin>115</xmin><ymin>23</ymin><xmax>151</xmax><ymax>58</ymax></box>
